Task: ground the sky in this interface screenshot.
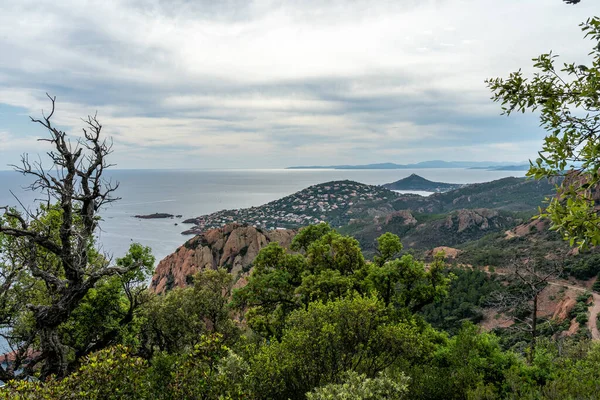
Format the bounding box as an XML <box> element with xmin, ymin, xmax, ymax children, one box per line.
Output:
<box><xmin>0</xmin><ymin>0</ymin><xmax>597</xmax><ymax>169</ymax></box>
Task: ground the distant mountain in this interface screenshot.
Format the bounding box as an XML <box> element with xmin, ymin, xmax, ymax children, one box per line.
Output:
<box><xmin>488</xmin><ymin>165</ymin><xmax>530</xmax><ymax>171</ymax></box>
<box><xmin>382</xmin><ymin>174</ymin><xmax>463</xmax><ymax>192</ymax></box>
<box><xmin>287</xmin><ymin>160</ymin><xmax>514</xmax><ymax>170</ymax></box>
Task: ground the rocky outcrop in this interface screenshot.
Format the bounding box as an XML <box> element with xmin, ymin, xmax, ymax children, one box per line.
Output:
<box><xmin>428</xmin><ymin>246</ymin><xmax>461</xmax><ymax>259</ymax></box>
<box><xmin>552</xmin><ymin>297</ymin><xmax>577</xmax><ymax>321</ymax></box>
<box><xmin>381</xmin><ymin>210</ymin><xmax>417</xmax><ymax>226</ymax></box>
<box><xmin>506</xmin><ymin>219</ymin><xmax>548</xmax><ymax>239</ymax></box>
<box><xmin>150</xmin><ymin>224</ymin><xmax>296</xmax><ymax>294</ymax></box>
<box><xmin>444</xmin><ymin>209</ymin><xmax>504</xmax><ymax>233</ymax></box>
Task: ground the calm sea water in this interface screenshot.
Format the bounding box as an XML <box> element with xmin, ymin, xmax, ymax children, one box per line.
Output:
<box><xmin>0</xmin><ymin>168</ymin><xmax>525</xmax><ymax>263</ymax></box>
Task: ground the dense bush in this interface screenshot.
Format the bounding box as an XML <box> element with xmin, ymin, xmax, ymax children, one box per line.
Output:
<box><xmin>306</xmin><ymin>371</ymin><xmax>410</xmax><ymax>400</ymax></box>
<box><xmin>421</xmin><ymin>268</ymin><xmax>502</xmax><ymax>334</ymax></box>
<box><xmin>564</xmin><ymin>254</ymin><xmax>600</xmax><ymax>280</ymax></box>
<box><xmin>3</xmin><ymin>225</ymin><xmax>600</xmax><ymax>399</ymax></box>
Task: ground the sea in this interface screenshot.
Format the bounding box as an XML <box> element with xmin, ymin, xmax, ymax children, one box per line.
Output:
<box><xmin>0</xmin><ymin>168</ymin><xmax>526</xmax><ymax>264</ymax></box>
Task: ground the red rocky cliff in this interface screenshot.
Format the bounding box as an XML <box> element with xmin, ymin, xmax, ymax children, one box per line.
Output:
<box><xmin>150</xmin><ymin>224</ymin><xmax>295</xmax><ymax>294</ymax></box>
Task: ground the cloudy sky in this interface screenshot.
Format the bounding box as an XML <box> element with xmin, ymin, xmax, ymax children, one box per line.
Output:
<box><xmin>0</xmin><ymin>0</ymin><xmax>596</xmax><ymax>169</ymax></box>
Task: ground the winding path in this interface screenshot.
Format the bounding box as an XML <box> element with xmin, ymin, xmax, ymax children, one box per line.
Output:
<box><xmin>587</xmin><ymin>293</ymin><xmax>600</xmax><ymax>340</ymax></box>
<box><xmin>483</xmin><ymin>269</ymin><xmax>600</xmax><ymax>340</ymax></box>
<box><xmin>544</xmin><ymin>280</ymin><xmax>600</xmax><ymax>340</ymax></box>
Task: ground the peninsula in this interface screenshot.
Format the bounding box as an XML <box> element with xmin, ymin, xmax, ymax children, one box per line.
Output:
<box><xmin>181</xmin><ymin>180</ymin><xmax>398</xmax><ymax>235</ymax></box>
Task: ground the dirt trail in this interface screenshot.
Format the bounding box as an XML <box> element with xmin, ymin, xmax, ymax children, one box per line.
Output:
<box><xmin>485</xmin><ymin>269</ymin><xmax>600</xmax><ymax>340</ymax></box>
<box><xmin>544</xmin><ymin>280</ymin><xmax>600</xmax><ymax>340</ymax></box>
<box><xmin>587</xmin><ymin>293</ymin><xmax>600</xmax><ymax>340</ymax></box>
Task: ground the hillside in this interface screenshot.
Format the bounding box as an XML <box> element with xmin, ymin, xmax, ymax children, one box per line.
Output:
<box><xmin>181</xmin><ymin>180</ymin><xmax>398</xmax><ymax>235</ymax></box>
<box><xmin>382</xmin><ymin>173</ymin><xmax>463</xmax><ymax>192</ymax></box>
<box><xmin>179</xmin><ymin>177</ymin><xmax>556</xmax><ymax>238</ymax></box>
<box><xmin>340</xmin><ymin>208</ymin><xmax>525</xmax><ymax>255</ymax></box>
<box><xmin>391</xmin><ymin>177</ymin><xmax>556</xmax><ymax>213</ymax></box>
<box><xmin>432</xmin><ymin>177</ymin><xmax>556</xmax><ymax>211</ymax></box>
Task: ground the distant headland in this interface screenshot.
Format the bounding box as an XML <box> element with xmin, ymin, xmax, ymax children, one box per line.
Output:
<box><xmin>287</xmin><ymin>160</ymin><xmax>528</xmax><ymax>170</ymax></box>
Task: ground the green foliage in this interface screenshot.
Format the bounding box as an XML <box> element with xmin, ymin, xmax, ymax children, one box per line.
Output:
<box><xmin>487</xmin><ymin>17</ymin><xmax>600</xmax><ymax>249</ymax></box>
<box><xmin>168</xmin><ymin>334</ymin><xmax>250</xmax><ymax>400</ymax></box>
<box><xmin>373</xmin><ymin>232</ymin><xmax>403</xmax><ymax>267</ymax></box>
<box><xmin>291</xmin><ymin>222</ymin><xmax>333</xmax><ymax>252</ymax></box>
<box><xmin>592</xmin><ymin>274</ymin><xmax>600</xmax><ymax>292</ymax></box>
<box><xmin>564</xmin><ymin>254</ymin><xmax>600</xmax><ymax>280</ymax></box>
<box><xmin>408</xmin><ymin>323</ymin><xmax>524</xmax><ymax>400</ymax></box>
<box><xmin>7</xmin><ymin>218</ymin><xmax>600</xmax><ymax>399</ymax></box>
<box><xmin>568</xmin><ymin>293</ymin><xmax>591</xmax><ymax>326</ymax></box>
<box><xmin>60</xmin><ymin>243</ymin><xmax>155</xmax><ymax>354</ymax></box>
<box><xmin>0</xmin><ymin>346</ymin><xmax>149</xmax><ymax>400</ymax></box>
<box><xmin>576</xmin><ymin>312</ymin><xmax>589</xmax><ymax>324</ymax></box>
<box><xmin>140</xmin><ymin>268</ymin><xmax>238</xmax><ymax>354</ymax></box>
<box><xmin>249</xmin><ymin>294</ymin><xmax>436</xmax><ymax>400</ymax></box>
<box><xmin>235</xmin><ymin>227</ymin><xmax>451</xmax><ymax>339</ymax></box>
<box><xmin>232</xmin><ymin>242</ymin><xmax>306</xmax><ymax>338</ymax></box>
<box><xmin>421</xmin><ymin>268</ymin><xmax>502</xmax><ymax>334</ymax></box>
<box><xmin>506</xmin><ymin>340</ymin><xmax>600</xmax><ymax>400</ymax></box>
<box><xmin>306</xmin><ymin>370</ymin><xmax>410</xmax><ymax>400</ymax></box>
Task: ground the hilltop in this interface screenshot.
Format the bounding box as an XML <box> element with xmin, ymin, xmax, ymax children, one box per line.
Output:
<box><xmin>382</xmin><ymin>174</ymin><xmax>463</xmax><ymax>192</ymax></box>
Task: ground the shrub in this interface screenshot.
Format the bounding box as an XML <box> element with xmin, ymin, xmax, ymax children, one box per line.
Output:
<box><xmin>0</xmin><ymin>346</ymin><xmax>150</xmax><ymax>400</ymax></box>
<box><xmin>307</xmin><ymin>371</ymin><xmax>409</xmax><ymax>400</ymax></box>
<box><xmin>592</xmin><ymin>275</ymin><xmax>600</xmax><ymax>293</ymax></box>
<box><xmin>576</xmin><ymin>312</ymin><xmax>589</xmax><ymax>325</ymax></box>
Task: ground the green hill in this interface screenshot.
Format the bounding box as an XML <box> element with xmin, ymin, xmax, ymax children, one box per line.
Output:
<box><xmin>382</xmin><ymin>174</ymin><xmax>463</xmax><ymax>192</ymax></box>
<box><xmin>181</xmin><ymin>180</ymin><xmax>399</xmax><ymax>235</ymax></box>
<box><xmin>390</xmin><ymin>177</ymin><xmax>556</xmax><ymax>213</ymax></box>
<box><xmin>340</xmin><ymin>208</ymin><xmax>526</xmax><ymax>255</ymax></box>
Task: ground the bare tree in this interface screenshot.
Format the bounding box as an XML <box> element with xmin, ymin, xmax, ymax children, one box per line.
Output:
<box><xmin>0</xmin><ymin>94</ymin><xmax>142</xmax><ymax>379</ymax></box>
<box><xmin>488</xmin><ymin>258</ymin><xmax>564</xmax><ymax>363</ymax></box>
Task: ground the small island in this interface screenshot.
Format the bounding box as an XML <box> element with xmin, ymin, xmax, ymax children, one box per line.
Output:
<box><xmin>134</xmin><ymin>213</ymin><xmax>175</xmax><ymax>219</ymax></box>
<box><xmin>382</xmin><ymin>174</ymin><xmax>463</xmax><ymax>193</ymax></box>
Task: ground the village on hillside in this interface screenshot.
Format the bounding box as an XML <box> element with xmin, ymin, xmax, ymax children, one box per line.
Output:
<box><xmin>181</xmin><ymin>180</ymin><xmax>398</xmax><ymax>235</ymax></box>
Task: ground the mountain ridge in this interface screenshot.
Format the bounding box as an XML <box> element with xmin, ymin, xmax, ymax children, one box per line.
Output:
<box><xmin>287</xmin><ymin>160</ymin><xmax>518</xmax><ymax>169</ymax></box>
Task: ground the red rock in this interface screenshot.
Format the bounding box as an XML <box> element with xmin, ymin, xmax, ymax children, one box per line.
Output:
<box><xmin>150</xmin><ymin>224</ymin><xmax>295</xmax><ymax>294</ymax></box>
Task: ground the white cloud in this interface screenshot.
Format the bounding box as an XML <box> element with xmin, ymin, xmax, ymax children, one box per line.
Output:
<box><xmin>0</xmin><ymin>0</ymin><xmax>597</xmax><ymax>168</ymax></box>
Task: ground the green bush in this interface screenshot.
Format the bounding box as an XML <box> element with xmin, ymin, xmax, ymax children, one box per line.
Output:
<box><xmin>0</xmin><ymin>346</ymin><xmax>149</xmax><ymax>400</ymax></box>
<box><xmin>565</xmin><ymin>255</ymin><xmax>600</xmax><ymax>280</ymax></box>
<box><xmin>592</xmin><ymin>275</ymin><xmax>600</xmax><ymax>293</ymax></box>
<box><xmin>307</xmin><ymin>371</ymin><xmax>409</xmax><ymax>400</ymax></box>
<box><xmin>576</xmin><ymin>312</ymin><xmax>589</xmax><ymax>325</ymax></box>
